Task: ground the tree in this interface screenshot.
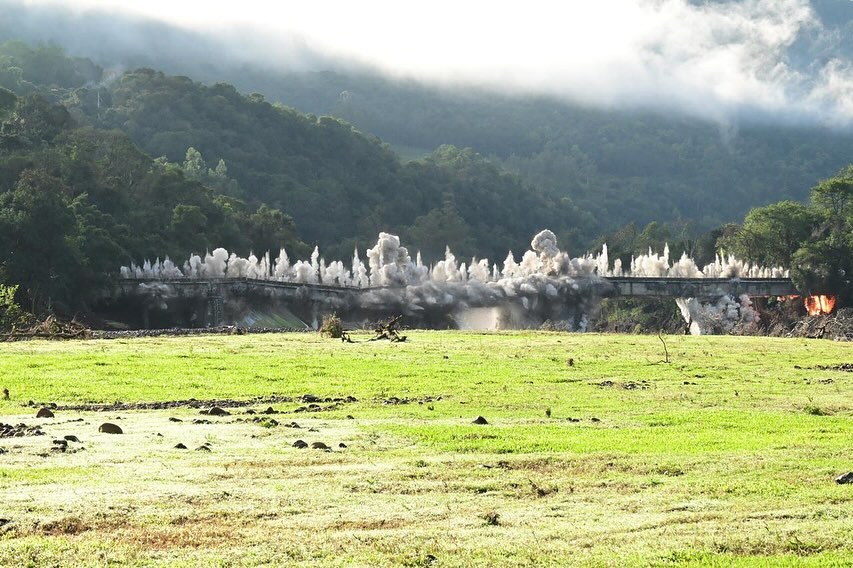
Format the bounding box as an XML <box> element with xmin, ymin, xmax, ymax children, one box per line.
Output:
<box><xmin>246</xmin><ymin>205</ymin><xmax>304</xmax><ymax>256</ymax></box>
<box><xmin>405</xmin><ymin>203</ymin><xmax>476</xmax><ymax>262</ymax></box>
<box><xmin>0</xmin><ymin>87</ymin><xmax>15</xmax><ymax>121</ymax></box>
<box><xmin>0</xmin><ymin>169</ymin><xmax>79</xmax><ymax>310</ymax></box>
<box><xmin>181</xmin><ymin>147</ymin><xmax>206</xmax><ymax>181</ymax></box>
<box><xmin>723</xmin><ymin>201</ymin><xmax>816</xmax><ymax>267</ymax></box>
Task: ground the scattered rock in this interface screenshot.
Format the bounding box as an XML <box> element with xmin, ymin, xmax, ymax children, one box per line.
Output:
<box><xmin>168</xmin><ymin>417</ymin><xmax>182</xmax><ymax>422</ymax></box>
<box><xmin>98</xmin><ymin>423</ymin><xmax>123</xmax><ymax>434</ymax></box>
<box><xmin>262</xmin><ymin>406</ymin><xmax>277</xmax><ymax>414</ymax></box>
<box><xmin>63</xmin><ymin>435</ymin><xmax>80</xmax><ymax>443</ymax></box>
<box><xmin>36</xmin><ymin>408</ymin><xmax>54</xmax><ymax>419</ymax></box>
<box><xmin>300</xmin><ymin>394</ymin><xmax>322</xmax><ymax>403</ymax></box>
<box><xmin>174</xmin><ymin>443</ymin><xmax>188</xmax><ymax>450</ymax></box>
<box><xmin>310</xmin><ymin>442</ymin><xmax>331</xmax><ymax>450</ymax></box>
<box><xmin>192</xmin><ymin>419</ymin><xmax>211</xmax><ymax>425</ymax></box>
<box><xmin>195</xmin><ymin>445</ymin><xmax>211</xmax><ymax>452</ymax></box>
<box><xmin>203</xmin><ymin>407</ymin><xmax>230</xmax><ymax>416</ymax></box>
<box><xmin>472</xmin><ymin>416</ymin><xmax>489</xmax><ymax>425</ymax></box>
<box><xmin>285</xmin><ymin>422</ymin><xmax>301</xmax><ymax>429</ymax></box>
<box><xmin>52</xmin><ymin>439</ymin><xmax>68</xmax><ymax>447</ymax></box>
<box><xmin>292</xmin><ymin>439</ymin><xmax>308</xmax><ymax>449</ymax></box>
<box><xmin>590</xmin><ymin>417</ymin><xmax>601</xmax><ymax>423</ymax></box>
<box><xmin>346</xmin><ymin>415</ymin><xmax>354</xmax><ymax>420</ymax></box>
<box><xmin>338</xmin><ymin>443</ymin><xmax>347</xmax><ymax>448</ymax></box>
<box><xmin>816</xmin><ymin>363</ymin><xmax>853</xmax><ymax>372</ymax></box>
<box><xmin>48</xmin><ymin>395</ymin><xmax>297</xmax><ymax>413</ymax></box>
<box><xmin>245</xmin><ymin>409</ymin><xmax>256</xmax><ymax>415</ymax></box>
<box><xmin>836</xmin><ymin>472</ymin><xmax>853</xmax><ymax>484</ymax></box>
<box><xmin>0</xmin><ymin>422</ymin><xmax>44</xmax><ymax>438</ymax></box>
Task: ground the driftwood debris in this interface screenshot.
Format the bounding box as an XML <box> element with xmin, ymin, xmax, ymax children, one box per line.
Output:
<box><xmin>1</xmin><ymin>315</ymin><xmax>91</xmax><ymax>341</ymax></box>
<box><xmin>369</xmin><ymin>316</ymin><xmax>407</xmax><ymax>342</ymax></box>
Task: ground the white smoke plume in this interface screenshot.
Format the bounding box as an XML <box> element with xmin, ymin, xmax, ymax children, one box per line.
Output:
<box><xmin>120</xmin><ymin>230</ymin><xmax>788</xmax><ymax>331</ymax></box>
<box><xmin>676</xmin><ymin>294</ymin><xmax>761</xmax><ymax>336</ymax></box>
<box><xmin>120</xmin><ymin>229</ymin><xmax>787</xmax><ymax>285</ymax></box>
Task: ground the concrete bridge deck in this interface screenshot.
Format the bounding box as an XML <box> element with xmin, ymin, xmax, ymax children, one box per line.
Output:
<box><xmin>116</xmin><ymin>276</ymin><xmax>800</xmax><ymax>298</ymax></box>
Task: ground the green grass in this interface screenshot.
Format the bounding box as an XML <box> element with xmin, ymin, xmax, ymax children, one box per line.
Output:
<box><xmin>0</xmin><ymin>332</ymin><xmax>850</xmax><ymax>566</ymax></box>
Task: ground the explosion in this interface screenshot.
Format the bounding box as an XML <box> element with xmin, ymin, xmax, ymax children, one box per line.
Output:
<box><xmin>119</xmin><ymin>230</ymin><xmax>794</xmax><ymax>333</ymax></box>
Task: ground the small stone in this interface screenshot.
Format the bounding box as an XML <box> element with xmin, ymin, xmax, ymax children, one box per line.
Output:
<box><xmin>63</xmin><ymin>435</ymin><xmax>80</xmax><ymax>443</ymax></box>
<box><xmin>51</xmin><ymin>439</ymin><xmax>67</xmax><ymax>446</ymax></box>
<box><xmin>98</xmin><ymin>423</ymin><xmax>123</xmax><ymax>434</ymax></box>
<box><xmin>195</xmin><ymin>445</ymin><xmax>211</xmax><ymax>452</ymax></box>
<box><xmin>168</xmin><ymin>417</ymin><xmax>182</xmax><ymax>422</ymax></box>
<box><xmin>310</xmin><ymin>442</ymin><xmax>331</xmax><ymax>450</ymax></box>
<box><xmin>174</xmin><ymin>443</ymin><xmax>187</xmax><ymax>449</ymax></box>
<box><xmin>338</xmin><ymin>443</ymin><xmax>347</xmax><ymax>448</ymax></box>
<box><xmin>472</xmin><ymin>416</ymin><xmax>489</xmax><ymax>425</ymax></box>
<box><xmin>836</xmin><ymin>472</ymin><xmax>853</xmax><ymax>484</ymax></box>
<box><xmin>206</xmin><ymin>407</ymin><xmax>230</xmax><ymax>416</ymax></box>
<box><xmin>292</xmin><ymin>439</ymin><xmax>308</xmax><ymax>449</ymax></box>
<box><xmin>346</xmin><ymin>415</ymin><xmax>355</xmax><ymax>420</ymax></box>
<box><xmin>245</xmin><ymin>409</ymin><xmax>256</xmax><ymax>415</ymax></box>
<box><xmin>263</xmin><ymin>407</ymin><xmax>276</xmax><ymax>414</ymax></box>
<box><xmin>36</xmin><ymin>408</ymin><xmax>54</xmax><ymax>419</ymax></box>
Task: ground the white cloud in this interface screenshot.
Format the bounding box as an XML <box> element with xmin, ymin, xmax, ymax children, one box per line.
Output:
<box><xmin>18</xmin><ymin>0</ymin><xmax>853</xmax><ymax>125</ymax></box>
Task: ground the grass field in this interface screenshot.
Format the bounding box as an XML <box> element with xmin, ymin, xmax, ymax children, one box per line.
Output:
<box><xmin>0</xmin><ymin>331</ymin><xmax>851</xmax><ymax>566</ymax></box>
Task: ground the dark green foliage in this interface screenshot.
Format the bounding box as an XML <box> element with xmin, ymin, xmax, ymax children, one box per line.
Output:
<box><xmin>724</xmin><ymin>168</ymin><xmax>853</xmax><ymax>306</ymax></box>
<box><xmin>74</xmin><ymin>68</ymin><xmax>584</xmax><ymax>262</ymax></box>
<box><xmin>0</xmin><ymin>91</ymin><xmax>303</xmax><ymax>311</ymax></box>
<box><xmin>0</xmin><ymin>40</ymin><xmax>102</xmax><ymax>95</ymax></box>
<box><xmin>0</xmin><ymin>283</ymin><xmax>32</xmax><ymax>331</ymax></box>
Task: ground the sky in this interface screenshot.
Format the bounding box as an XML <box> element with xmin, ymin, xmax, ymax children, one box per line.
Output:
<box><xmin>13</xmin><ymin>0</ymin><xmax>853</xmax><ymax>125</ymax></box>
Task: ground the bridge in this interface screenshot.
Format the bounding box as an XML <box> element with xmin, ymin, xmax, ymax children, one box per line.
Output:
<box><xmin>604</xmin><ymin>277</ymin><xmax>798</xmax><ymax>298</ymax></box>
<box><xmin>115</xmin><ymin>276</ymin><xmax>800</xmax><ymax>299</ymax></box>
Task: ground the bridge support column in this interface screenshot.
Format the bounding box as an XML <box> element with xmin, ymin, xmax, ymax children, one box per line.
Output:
<box><xmin>207</xmin><ymin>295</ymin><xmax>224</xmax><ymax>327</ymax></box>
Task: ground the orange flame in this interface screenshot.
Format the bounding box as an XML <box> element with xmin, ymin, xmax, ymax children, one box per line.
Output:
<box><xmin>804</xmin><ymin>295</ymin><xmax>836</xmax><ymax>316</ymax></box>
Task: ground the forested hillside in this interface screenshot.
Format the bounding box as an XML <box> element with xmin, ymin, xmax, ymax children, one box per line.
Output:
<box><xmin>75</xmin><ymin>68</ymin><xmax>589</xmax><ymax>259</ymax></box>
<box><xmin>1</xmin><ymin>2</ymin><xmax>851</xmax><ymax>237</ymax></box>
